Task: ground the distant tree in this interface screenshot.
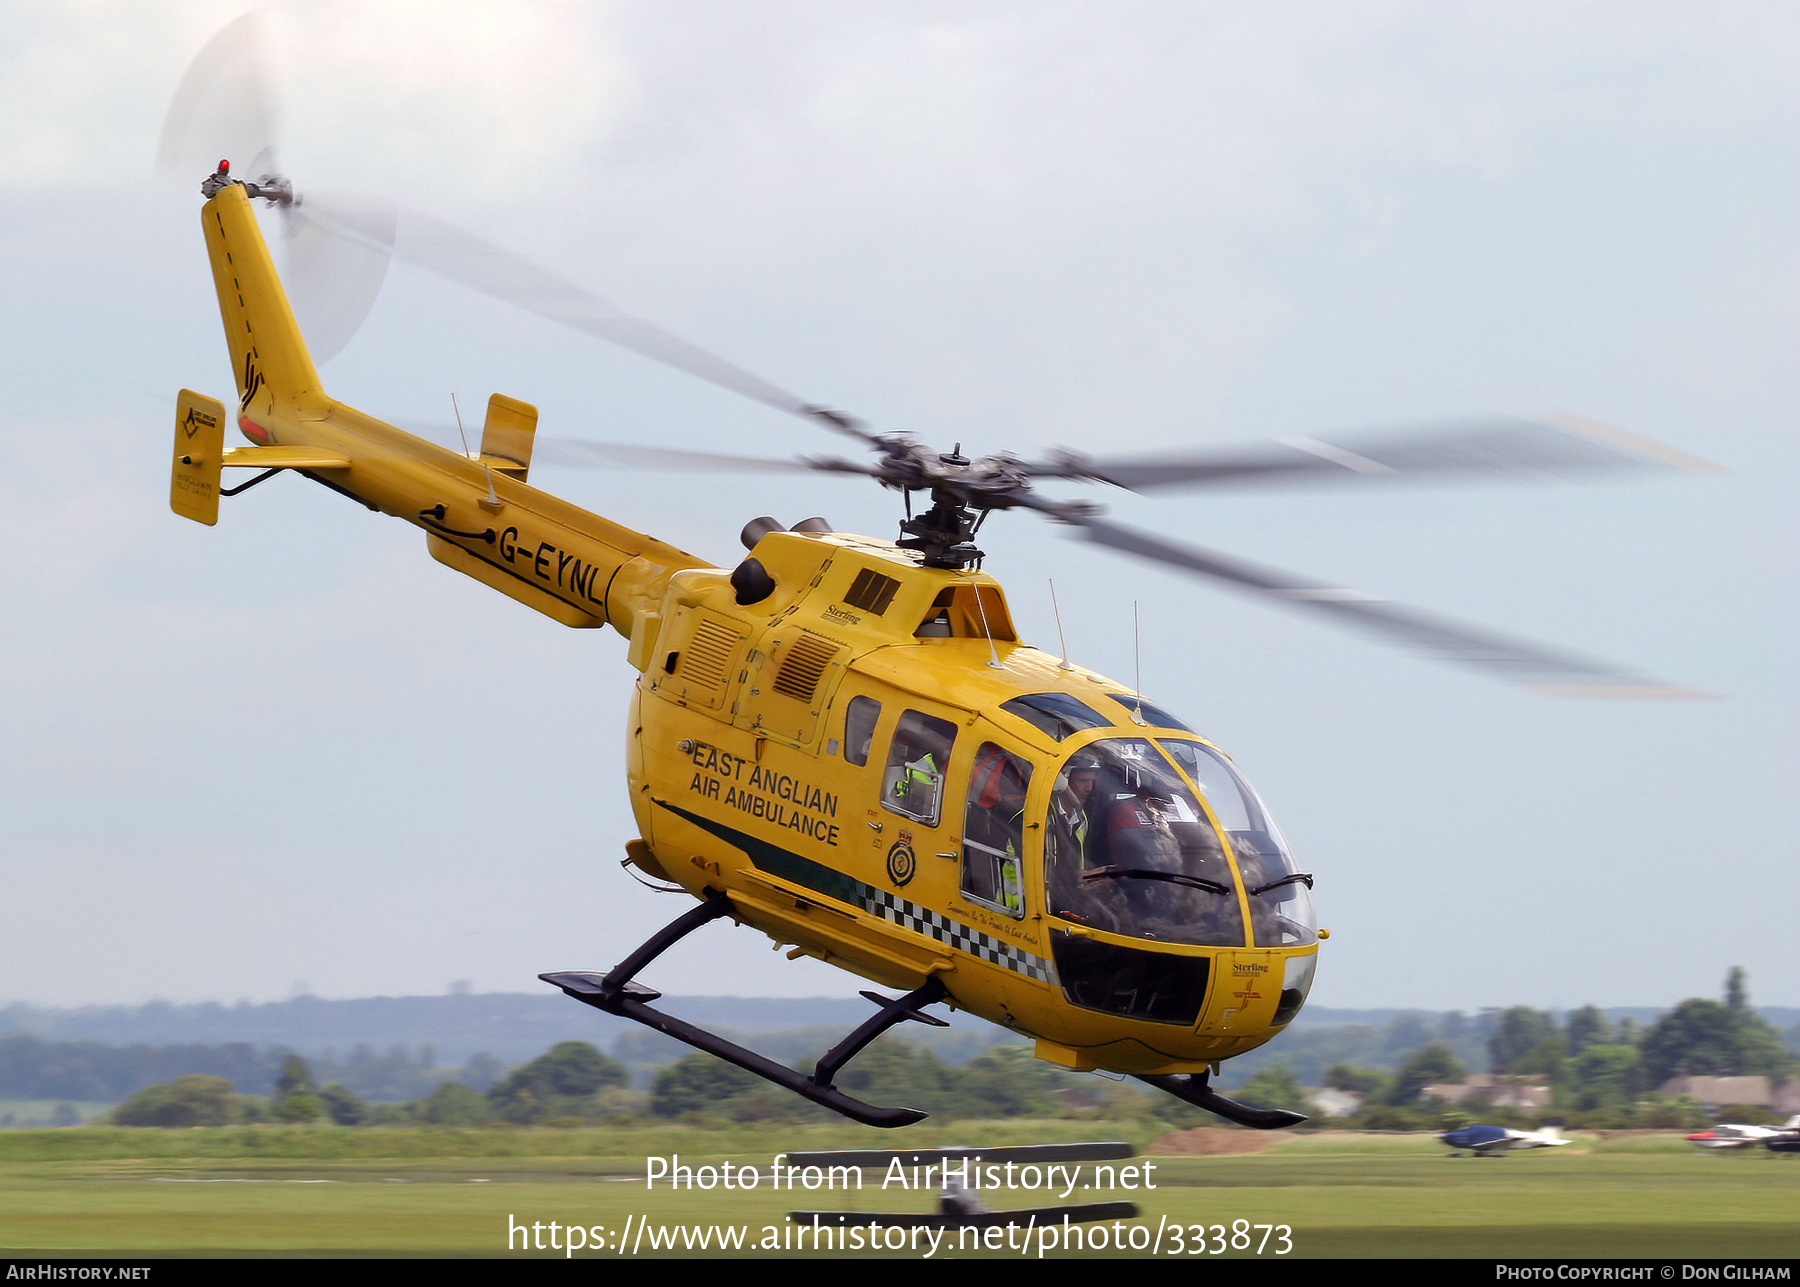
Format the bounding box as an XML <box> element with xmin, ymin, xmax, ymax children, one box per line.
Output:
<box><xmin>114</xmin><ymin>1075</ymin><xmax>238</xmax><ymax>1127</ymax></box>
<box><xmin>651</xmin><ymin>1054</ymin><xmax>760</xmax><ymax>1118</ymax></box>
<box><xmin>317</xmin><ymin>1082</ymin><xmax>367</xmax><ymax>1126</ymax></box>
<box><xmin>1725</xmin><ymin>967</ymin><xmax>1749</xmax><ymax>1016</ymax></box>
<box><xmin>1391</xmin><ymin>1045</ymin><xmax>1465</xmax><ymax>1105</ymax></box>
<box><xmin>494</xmin><ymin>1041</ymin><xmax>626</xmax><ymax>1100</ymax></box>
<box><xmin>951</xmin><ymin>1045</ymin><xmax>1062</xmax><ymax>1117</ymax></box>
<box><xmin>486</xmin><ymin>1041</ymin><xmax>629</xmax><ymax>1123</ymax></box>
<box><xmin>1387</xmin><ymin>1044</ymin><xmax>1466</xmax><ymax>1106</ymax></box>
<box><xmin>1640</xmin><ymin>1000</ymin><xmax>1739</xmax><ymax>1083</ymax></box>
<box><xmin>423</xmin><ymin>1081</ymin><xmax>491</xmax><ymax>1126</ymax></box>
<box><xmin>1381</xmin><ymin>1013</ymin><xmax>1430</xmax><ymax>1056</ymax></box>
<box><xmin>1568</xmin><ymin>1044</ymin><xmax>1643</xmax><ymax>1111</ymax></box>
<box><xmin>271</xmin><ymin>1053</ymin><xmax>322</xmax><ymax>1122</ymax></box>
<box><xmin>1509</xmin><ymin>1037</ymin><xmax>1568</xmax><ymax>1083</ymax></box>
<box><xmin>275</xmin><ymin>1054</ymin><xmax>317</xmax><ymax>1098</ymax></box>
<box><xmin>1640</xmin><ymin>986</ymin><xmax>1788</xmax><ymax>1085</ymax></box>
<box><xmin>51</xmin><ymin>1102</ymin><xmax>78</xmax><ymax>1127</ymax></box>
<box><xmin>460</xmin><ymin>1052</ymin><xmax>505</xmax><ymax>1093</ymax></box>
<box><xmin>273</xmin><ymin>1091</ymin><xmax>322</xmax><ymax>1123</ymax></box>
<box><xmin>832</xmin><ymin>1038</ymin><xmax>952</xmax><ymax>1113</ymax></box>
<box><xmin>1717</xmin><ymin>970</ymin><xmax>1789</xmax><ymax>1076</ymax></box>
<box><xmin>1488</xmin><ymin>1008</ymin><xmax>1558</xmax><ymax>1074</ymax></box>
<box><xmin>1233</xmin><ymin>1065</ymin><xmax>1307</xmax><ymax>1114</ymax></box>
<box><xmin>1565</xmin><ymin>1007</ymin><xmax>1612</xmax><ymax>1057</ymax></box>
<box><xmin>1323</xmin><ymin>1063</ymin><xmax>1390</xmax><ymax>1098</ymax></box>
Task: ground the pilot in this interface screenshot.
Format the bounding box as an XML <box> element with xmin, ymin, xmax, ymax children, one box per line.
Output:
<box><xmin>1047</xmin><ymin>752</ymin><xmax>1103</xmax><ymax>923</ymax></box>
<box><xmin>1062</xmin><ymin>759</ymin><xmax>1098</xmax><ymax>850</ymax></box>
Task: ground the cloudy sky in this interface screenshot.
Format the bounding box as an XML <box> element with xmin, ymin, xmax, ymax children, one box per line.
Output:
<box><xmin>1</xmin><ymin>1</ymin><xmax>1793</xmax><ymax>1017</ymax></box>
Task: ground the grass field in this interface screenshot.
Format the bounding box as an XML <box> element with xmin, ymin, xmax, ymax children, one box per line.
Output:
<box><xmin>1</xmin><ymin>1124</ymin><xmax>1794</xmax><ymax>1258</ymax></box>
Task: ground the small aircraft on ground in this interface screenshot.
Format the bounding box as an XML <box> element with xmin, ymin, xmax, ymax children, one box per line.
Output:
<box><xmin>161</xmin><ymin>14</ymin><xmax>1716</xmax><ymax>1131</ymax></box>
<box><xmin>1438</xmin><ymin>1123</ymin><xmax>1572</xmax><ymax>1156</ymax></box>
<box><xmin>1684</xmin><ymin>1116</ymin><xmax>1800</xmax><ymax>1151</ymax></box>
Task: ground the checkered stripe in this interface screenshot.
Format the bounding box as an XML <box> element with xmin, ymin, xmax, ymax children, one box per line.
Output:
<box><xmin>858</xmin><ymin>887</ymin><xmax>1058</xmax><ymax>985</ymax></box>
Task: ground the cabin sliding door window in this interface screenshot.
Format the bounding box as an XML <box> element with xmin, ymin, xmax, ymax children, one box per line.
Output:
<box><xmin>842</xmin><ymin>695</ymin><xmax>881</xmax><ymax>766</ymax></box>
<box><xmin>960</xmin><ymin>743</ymin><xmax>1031</xmax><ymax>917</ymax></box>
<box><xmin>881</xmin><ymin>710</ymin><xmax>958</xmax><ymax>826</ymax></box>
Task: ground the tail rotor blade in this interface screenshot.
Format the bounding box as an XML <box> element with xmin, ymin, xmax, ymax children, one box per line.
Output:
<box><xmin>281</xmin><ymin>195</ymin><xmax>396</xmax><ymax>364</ymax></box>
<box><xmin>154</xmin><ymin>10</ymin><xmax>279</xmax><ymax>184</ymax></box>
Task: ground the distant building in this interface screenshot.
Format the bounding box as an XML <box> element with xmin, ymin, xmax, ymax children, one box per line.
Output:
<box><xmin>1658</xmin><ymin>1076</ymin><xmax>1773</xmax><ymax>1109</ymax></box>
<box><xmin>1305</xmin><ymin>1087</ymin><xmax>1363</xmax><ymax>1118</ymax></box>
<box><xmin>1425</xmin><ymin>1074</ymin><xmax>1552</xmax><ymax>1110</ymax></box>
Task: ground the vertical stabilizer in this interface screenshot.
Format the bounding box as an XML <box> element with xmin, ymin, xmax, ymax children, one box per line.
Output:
<box><xmin>201</xmin><ymin>181</ymin><xmax>322</xmax><ymax>420</ymax></box>
<box><xmin>169</xmin><ymin>389</ymin><xmax>227</xmax><ymax>525</ymax></box>
<box><xmin>480</xmin><ymin>393</ymin><xmax>538</xmax><ymax>479</ymax></box>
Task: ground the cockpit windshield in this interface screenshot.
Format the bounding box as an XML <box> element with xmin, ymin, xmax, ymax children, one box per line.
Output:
<box><xmin>1044</xmin><ymin>738</ymin><xmax>1245</xmax><ymax>948</ymax></box>
<box><xmin>1043</xmin><ymin>737</ymin><xmax>1318</xmax><ymax>951</ymax></box>
<box><xmin>1157</xmin><ymin>739</ymin><xmax>1317</xmax><ymax>948</ymax></box>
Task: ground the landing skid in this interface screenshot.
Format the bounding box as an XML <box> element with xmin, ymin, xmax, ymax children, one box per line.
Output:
<box><xmin>541</xmin><ymin>888</ymin><xmax>949</xmax><ymax>1128</ymax></box>
<box><xmin>1134</xmin><ymin>1070</ymin><xmax>1309</xmax><ymax>1129</ymax></box>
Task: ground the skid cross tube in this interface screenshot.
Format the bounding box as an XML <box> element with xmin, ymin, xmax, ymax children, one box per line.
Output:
<box><xmin>540</xmin><ymin>889</ymin><xmax>946</xmax><ymax>1128</ymax></box>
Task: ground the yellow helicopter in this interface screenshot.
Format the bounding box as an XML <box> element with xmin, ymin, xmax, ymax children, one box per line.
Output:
<box><xmin>167</xmin><ymin>151</ymin><xmax>1713</xmax><ymax>1127</ymax></box>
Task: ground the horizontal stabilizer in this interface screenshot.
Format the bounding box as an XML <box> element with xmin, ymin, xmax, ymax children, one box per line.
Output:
<box><xmin>221</xmin><ymin>446</ymin><xmax>350</xmax><ymax>469</ymax></box>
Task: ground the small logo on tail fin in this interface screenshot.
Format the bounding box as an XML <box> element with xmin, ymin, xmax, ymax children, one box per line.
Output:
<box><xmin>240</xmin><ymin>351</ymin><xmax>264</xmax><ymax>407</ymax></box>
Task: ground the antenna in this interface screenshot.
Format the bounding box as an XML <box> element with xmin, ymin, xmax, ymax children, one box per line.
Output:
<box><xmin>453</xmin><ymin>392</ymin><xmax>502</xmax><ymax>509</ymax></box>
<box><xmin>971</xmin><ymin>581</ymin><xmax>1004</xmax><ymax>670</ymax></box>
<box><xmin>1131</xmin><ymin>601</ymin><xmax>1147</xmax><ymax>724</ymax></box>
<box><xmin>1049</xmin><ymin>578</ymin><xmax>1073</xmax><ymax>670</ymax></box>
<box><xmin>451</xmin><ymin>392</ymin><xmax>472</xmax><ymax>456</ymax></box>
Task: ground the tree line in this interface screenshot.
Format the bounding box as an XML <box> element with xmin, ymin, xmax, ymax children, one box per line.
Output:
<box><xmin>1228</xmin><ymin>968</ymin><xmax>1795</xmax><ymax>1130</ymax></box>
<box><xmin>108</xmin><ymin>1035</ymin><xmax>1101</xmax><ymax>1127</ymax></box>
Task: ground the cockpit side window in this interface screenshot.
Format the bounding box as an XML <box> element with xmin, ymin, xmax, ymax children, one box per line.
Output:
<box><xmin>960</xmin><ymin>743</ymin><xmax>1032</xmax><ymax>917</ymax></box>
<box><xmin>881</xmin><ymin>710</ymin><xmax>957</xmax><ymax>826</ymax></box>
<box><xmin>843</xmin><ymin>695</ymin><xmax>881</xmax><ymax>766</ymax></box>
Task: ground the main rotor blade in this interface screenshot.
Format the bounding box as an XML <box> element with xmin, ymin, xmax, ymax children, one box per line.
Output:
<box><xmin>375</xmin><ymin>209</ymin><xmax>872</xmax><ymax>444</ymax></box>
<box><xmin>1063</xmin><ymin>514</ymin><xmax>1710</xmax><ymax>698</ymax></box>
<box><xmin>1032</xmin><ymin>416</ymin><xmax>1721</xmax><ymax>493</ymax></box>
<box><xmin>532</xmin><ymin>439</ymin><xmax>822</xmax><ymax>474</ymax></box>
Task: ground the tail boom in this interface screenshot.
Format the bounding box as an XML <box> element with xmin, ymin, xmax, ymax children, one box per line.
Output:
<box><xmin>176</xmin><ymin>176</ymin><xmax>709</xmax><ymax>645</ymax></box>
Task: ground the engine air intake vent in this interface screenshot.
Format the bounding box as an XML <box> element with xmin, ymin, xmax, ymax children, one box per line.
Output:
<box><xmin>772</xmin><ymin>631</ymin><xmax>839</xmax><ymax>703</ymax></box>
<box><xmin>682</xmin><ymin>618</ymin><xmax>744</xmax><ymax>691</ymax></box>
